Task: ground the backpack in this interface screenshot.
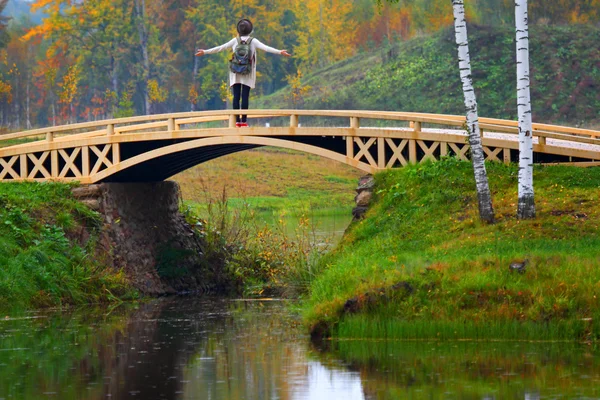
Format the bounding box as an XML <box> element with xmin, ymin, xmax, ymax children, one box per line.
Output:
<box><xmin>229</xmin><ymin>36</ymin><xmax>254</xmax><ymax>75</ymax></box>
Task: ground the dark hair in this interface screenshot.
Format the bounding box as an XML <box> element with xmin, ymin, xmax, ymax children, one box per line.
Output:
<box><xmin>237</xmin><ymin>19</ymin><xmax>253</xmax><ymax>36</ymax></box>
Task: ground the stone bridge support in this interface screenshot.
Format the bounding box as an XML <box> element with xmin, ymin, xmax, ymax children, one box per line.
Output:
<box><xmin>72</xmin><ymin>182</ymin><xmax>210</xmax><ymax>295</ymax></box>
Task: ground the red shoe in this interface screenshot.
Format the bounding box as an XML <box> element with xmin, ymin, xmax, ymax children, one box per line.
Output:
<box><xmin>240</xmin><ymin>122</ymin><xmax>249</xmax><ymax>127</ymax></box>
<box><xmin>235</xmin><ymin>122</ymin><xmax>242</xmax><ymax>128</ymax></box>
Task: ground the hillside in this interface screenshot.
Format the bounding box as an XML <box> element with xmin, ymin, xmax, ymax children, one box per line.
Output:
<box><xmin>261</xmin><ymin>24</ymin><xmax>600</xmax><ymax>128</ymax></box>
<box><xmin>303</xmin><ymin>159</ymin><xmax>600</xmax><ymax>341</ymax></box>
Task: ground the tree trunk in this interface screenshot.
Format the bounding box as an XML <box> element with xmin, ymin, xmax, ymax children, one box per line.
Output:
<box><xmin>14</xmin><ymin>71</ymin><xmax>20</xmax><ymax>129</ymax></box>
<box><xmin>26</xmin><ymin>79</ymin><xmax>31</xmax><ymax>129</ymax></box>
<box><xmin>515</xmin><ymin>0</ymin><xmax>536</xmax><ymax>219</ymax></box>
<box><xmin>191</xmin><ymin>54</ymin><xmax>199</xmax><ymax>112</ymax></box>
<box><xmin>51</xmin><ymin>101</ymin><xmax>56</xmax><ymax>127</ymax></box>
<box><xmin>451</xmin><ymin>0</ymin><xmax>495</xmax><ymax>224</ymax></box>
<box><xmin>135</xmin><ymin>0</ymin><xmax>151</xmax><ymax>115</ymax></box>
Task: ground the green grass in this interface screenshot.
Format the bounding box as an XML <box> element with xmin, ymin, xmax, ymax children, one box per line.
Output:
<box><xmin>303</xmin><ymin>158</ymin><xmax>600</xmax><ymax>341</ymax></box>
<box><xmin>0</xmin><ymin>182</ymin><xmax>137</xmax><ymax>310</ymax></box>
<box><xmin>259</xmin><ymin>24</ymin><xmax>600</xmax><ymax>128</ymax></box>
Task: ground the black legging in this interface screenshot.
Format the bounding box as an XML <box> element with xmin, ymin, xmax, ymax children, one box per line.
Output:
<box><xmin>232</xmin><ymin>84</ymin><xmax>251</xmax><ymax>123</ymax></box>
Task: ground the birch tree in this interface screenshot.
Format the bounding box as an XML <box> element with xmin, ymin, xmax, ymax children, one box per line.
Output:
<box><xmin>515</xmin><ymin>0</ymin><xmax>535</xmax><ymax>219</ymax></box>
<box><xmin>451</xmin><ymin>0</ymin><xmax>495</xmax><ymax>223</ymax></box>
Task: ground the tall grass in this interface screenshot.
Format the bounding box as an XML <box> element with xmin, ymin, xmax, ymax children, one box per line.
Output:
<box><xmin>303</xmin><ymin>158</ymin><xmax>600</xmax><ymax>341</ymax></box>
<box><xmin>182</xmin><ymin>180</ymin><xmax>336</xmax><ymax>297</ymax></box>
<box><xmin>0</xmin><ymin>182</ymin><xmax>137</xmax><ymax>310</ymax></box>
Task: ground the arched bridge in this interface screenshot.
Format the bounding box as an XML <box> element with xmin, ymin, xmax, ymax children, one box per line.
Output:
<box><xmin>1</xmin><ymin>110</ymin><xmax>599</xmax><ymax>183</ymax></box>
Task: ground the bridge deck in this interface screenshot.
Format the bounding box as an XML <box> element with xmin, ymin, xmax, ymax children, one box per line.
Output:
<box><xmin>1</xmin><ymin>110</ymin><xmax>599</xmax><ymax>183</ymax></box>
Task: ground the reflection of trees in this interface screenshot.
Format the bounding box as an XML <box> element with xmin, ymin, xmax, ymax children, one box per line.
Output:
<box><xmin>320</xmin><ymin>340</ymin><xmax>600</xmax><ymax>399</ymax></box>
<box><xmin>1</xmin><ymin>299</ymin><xmax>337</xmax><ymax>400</ymax></box>
<box><xmin>0</xmin><ymin>304</ymin><xmax>137</xmax><ymax>399</ymax></box>
<box><xmin>181</xmin><ymin>300</ymin><xmax>309</xmax><ymax>400</ymax></box>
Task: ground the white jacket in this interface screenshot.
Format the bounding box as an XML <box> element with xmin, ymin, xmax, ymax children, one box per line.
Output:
<box><xmin>203</xmin><ymin>36</ymin><xmax>282</xmax><ymax>89</ymax></box>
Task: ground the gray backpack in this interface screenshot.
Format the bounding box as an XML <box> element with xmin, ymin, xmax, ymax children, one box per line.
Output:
<box><xmin>229</xmin><ymin>36</ymin><xmax>254</xmax><ymax>75</ymax></box>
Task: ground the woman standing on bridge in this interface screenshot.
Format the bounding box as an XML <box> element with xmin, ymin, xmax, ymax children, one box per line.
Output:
<box><xmin>195</xmin><ymin>19</ymin><xmax>291</xmax><ymax>127</ymax></box>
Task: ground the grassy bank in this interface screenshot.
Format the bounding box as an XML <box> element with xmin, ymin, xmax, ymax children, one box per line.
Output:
<box><xmin>0</xmin><ymin>182</ymin><xmax>137</xmax><ymax>310</ymax></box>
<box><xmin>303</xmin><ymin>158</ymin><xmax>600</xmax><ymax>341</ymax></box>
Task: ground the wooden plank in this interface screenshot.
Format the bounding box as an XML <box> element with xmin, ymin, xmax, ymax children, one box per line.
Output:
<box><xmin>20</xmin><ymin>154</ymin><xmax>27</xmax><ymax>178</ymax></box>
<box><xmin>0</xmin><ymin>156</ymin><xmax>19</xmax><ymax>179</ymax></box>
<box><xmin>115</xmin><ymin>121</ymin><xmax>168</xmax><ymax>134</ymax></box>
<box><xmin>51</xmin><ymin>150</ymin><xmax>58</xmax><ymax>177</ymax></box>
<box><xmin>385</xmin><ymin>139</ymin><xmax>408</xmax><ymax>167</ymax></box>
<box><xmin>2</xmin><ymin>110</ymin><xmax>599</xmax><ymax>144</ymax></box>
<box><xmin>82</xmin><ymin>147</ymin><xmax>90</xmax><ymax>177</ymax></box>
<box><xmin>354</xmin><ymin>137</ymin><xmax>377</xmax><ymax>167</ymax></box>
<box><xmin>59</xmin><ymin>148</ymin><xmax>82</xmax><ymax>178</ymax></box>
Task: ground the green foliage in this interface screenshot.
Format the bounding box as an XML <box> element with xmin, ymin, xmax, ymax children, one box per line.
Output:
<box><xmin>0</xmin><ymin>182</ymin><xmax>136</xmax><ymax>310</ymax></box>
<box><xmin>114</xmin><ymin>84</ymin><xmax>135</xmax><ymax>118</ymax></box>
<box><xmin>303</xmin><ymin>159</ymin><xmax>600</xmax><ymax>341</ymax></box>
<box><xmin>183</xmin><ymin>188</ymin><xmax>334</xmax><ymax>297</ymax></box>
<box><xmin>155</xmin><ymin>243</ymin><xmax>193</xmax><ymax>279</ymax></box>
<box><xmin>261</xmin><ymin>24</ymin><xmax>600</xmax><ymax>127</ymax></box>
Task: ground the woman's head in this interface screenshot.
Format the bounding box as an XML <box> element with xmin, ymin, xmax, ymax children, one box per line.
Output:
<box><xmin>237</xmin><ymin>19</ymin><xmax>253</xmax><ymax>36</ymax></box>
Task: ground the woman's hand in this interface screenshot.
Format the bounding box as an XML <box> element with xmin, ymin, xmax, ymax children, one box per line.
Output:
<box><xmin>195</xmin><ymin>49</ymin><xmax>205</xmax><ymax>56</ymax></box>
<box><xmin>280</xmin><ymin>50</ymin><xmax>291</xmax><ymax>57</ymax></box>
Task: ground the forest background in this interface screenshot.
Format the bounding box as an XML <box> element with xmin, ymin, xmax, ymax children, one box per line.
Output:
<box><xmin>0</xmin><ymin>0</ymin><xmax>598</xmax><ymax>130</ymax></box>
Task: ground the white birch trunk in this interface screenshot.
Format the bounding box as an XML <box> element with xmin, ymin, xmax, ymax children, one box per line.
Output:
<box><xmin>452</xmin><ymin>0</ymin><xmax>495</xmax><ymax>223</ymax></box>
<box><xmin>516</xmin><ymin>0</ymin><xmax>536</xmax><ymax>219</ymax></box>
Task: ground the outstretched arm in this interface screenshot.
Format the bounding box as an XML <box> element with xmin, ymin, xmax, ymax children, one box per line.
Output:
<box><xmin>254</xmin><ymin>39</ymin><xmax>291</xmax><ymax>57</ymax></box>
<box><xmin>195</xmin><ymin>38</ymin><xmax>236</xmax><ymax>56</ymax></box>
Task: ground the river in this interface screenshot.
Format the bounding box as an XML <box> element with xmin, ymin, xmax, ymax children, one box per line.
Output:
<box><xmin>1</xmin><ymin>299</ymin><xmax>599</xmax><ymax>399</ymax></box>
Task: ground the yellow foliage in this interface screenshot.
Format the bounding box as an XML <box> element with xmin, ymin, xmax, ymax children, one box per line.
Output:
<box><xmin>148</xmin><ymin>79</ymin><xmax>167</xmax><ymax>104</ymax></box>
<box><xmin>285</xmin><ymin>69</ymin><xmax>311</xmax><ymax>108</ymax></box>
<box><xmin>219</xmin><ymin>81</ymin><xmax>232</xmax><ymax>103</ymax></box>
<box><xmin>188</xmin><ymin>85</ymin><xmax>199</xmax><ymax>105</ymax></box>
<box><xmin>59</xmin><ymin>64</ymin><xmax>80</xmax><ymax>104</ymax></box>
<box><xmin>0</xmin><ymin>79</ymin><xmax>12</xmax><ymax>103</ymax></box>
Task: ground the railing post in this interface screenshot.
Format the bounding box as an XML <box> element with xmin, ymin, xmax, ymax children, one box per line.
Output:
<box><xmin>20</xmin><ymin>154</ymin><xmax>27</xmax><ymax>179</ymax></box>
<box><xmin>106</xmin><ymin>124</ymin><xmax>114</xmax><ymax>136</ymax></box>
<box><xmin>46</xmin><ymin>132</ymin><xmax>54</xmax><ymax>142</ymax></box>
<box><xmin>168</xmin><ymin>118</ymin><xmax>175</xmax><ymax>132</ymax></box>
<box><xmin>229</xmin><ymin>114</ymin><xmax>236</xmax><ymax>128</ymax></box>
<box><xmin>290</xmin><ymin>114</ymin><xmax>299</xmax><ymax>128</ymax></box>
<box><xmin>411</xmin><ymin>121</ymin><xmax>421</xmax><ymax>133</ymax></box>
<box><xmin>409</xmin><ymin>121</ymin><xmax>420</xmax><ymax>164</ymax></box>
<box><xmin>409</xmin><ymin>140</ymin><xmax>417</xmax><ymax>164</ymax></box>
<box><xmin>539</xmin><ymin>135</ymin><xmax>546</xmax><ymax>145</ymax></box>
<box><xmin>350</xmin><ymin>117</ymin><xmax>360</xmax><ymax>129</ymax></box>
<box><xmin>378</xmin><ymin>138</ymin><xmax>385</xmax><ymax>169</ymax></box>
<box><xmin>51</xmin><ymin>150</ymin><xmax>58</xmax><ymax>177</ymax></box>
<box><xmin>503</xmin><ymin>148</ymin><xmax>511</xmax><ymax>164</ymax></box>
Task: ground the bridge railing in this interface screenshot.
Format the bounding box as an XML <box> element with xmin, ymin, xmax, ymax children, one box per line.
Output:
<box><xmin>1</xmin><ymin>109</ymin><xmax>599</xmax><ymax>149</ymax></box>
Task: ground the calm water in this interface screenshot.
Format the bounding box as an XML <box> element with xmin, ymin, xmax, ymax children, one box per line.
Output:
<box><xmin>0</xmin><ymin>299</ymin><xmax>599</xmax><ymax>399</ymax></box>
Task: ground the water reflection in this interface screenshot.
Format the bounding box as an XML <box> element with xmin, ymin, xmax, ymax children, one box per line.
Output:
<box><xmin>0</xmin><ymin>299</ymin><xmax>365</xmax><ymax>400</ymax></box>
<box><xmin>1</xmin><ymin>299</ymin><xmax>599</xmax><ymax>399</ymax></box>
<box><xmin>319</xmin><ymin>339</ymin><xmax>600</xmax><ymax>399</ymax></box>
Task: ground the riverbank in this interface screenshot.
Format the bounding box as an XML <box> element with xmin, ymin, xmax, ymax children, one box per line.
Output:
<box><xmin>0</xmin><ymin>182</ymin><xmax>137</xmax><ymax>309</ymax></box>
<box><xmin>303</xmin><ymin>158</ymin><xmax>600</xmax><ymax>342</ymax></box>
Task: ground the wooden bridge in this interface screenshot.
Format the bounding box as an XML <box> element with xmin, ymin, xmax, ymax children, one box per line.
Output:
<box><xmin>1</xmin><ymin>110</ymin><xmax>599</xmax><ymax>183</ymax></box>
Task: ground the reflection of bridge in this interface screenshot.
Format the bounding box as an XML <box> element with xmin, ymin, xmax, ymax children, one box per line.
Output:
<box><xmin>1</xmin><ymin>110</ymin><xmax>599</xmax><ymax>183</ymax></box>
